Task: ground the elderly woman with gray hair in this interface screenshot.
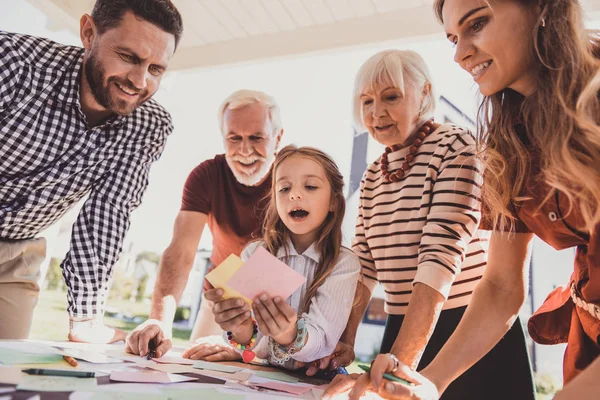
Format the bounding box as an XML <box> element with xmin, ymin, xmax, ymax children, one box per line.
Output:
<box><xmin>320</xmin><ymin>50</ymin><xmax>535</xmax><ymax>399</ymax></box>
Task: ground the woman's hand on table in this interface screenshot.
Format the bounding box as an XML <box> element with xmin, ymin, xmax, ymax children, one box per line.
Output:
<box><xmin>182</xmin><ymin>342</ymin><xmax>242</xmax><ymax>362</ymax></box>
<box><xmin>323</xmin><ymin>354</ymin><xmax>440</xmax><ymax>400</ymax></box>
<box><xmin>253</xmin><ymin>293</ymin><xmax>298</xmax><ymax>347</ymax></box>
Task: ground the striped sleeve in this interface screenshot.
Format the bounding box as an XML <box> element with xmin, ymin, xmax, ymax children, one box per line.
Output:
<box><xmin>413</xmin><ymin>133</ymin><xmax>484</xmax><ymax>299</ymax></box>
<box><xmin>352</xmin><ymin>177</ymin><xmax>378</xmax><ymax>294</ymax></box>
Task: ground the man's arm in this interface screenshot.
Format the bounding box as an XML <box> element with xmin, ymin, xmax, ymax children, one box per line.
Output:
<box><xmin>125</xmin><ymin>210</ymin><xmax>206</xmax><ymax>357</ymax></box>
<box><xmin>151</xmin><ymin>211</ymin><xmax>207</xmax><ymax>323</ymax></box>
<box><xmin>66</xmin><ymin>125</ymin><xmax>171</xmax><ymax>343</ymax></box>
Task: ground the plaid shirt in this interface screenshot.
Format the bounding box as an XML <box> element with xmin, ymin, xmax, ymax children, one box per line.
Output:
<box><xmin>0</xmin><ymin>31</ymin><xmax>173</xmax><ymax>318</ymax></box>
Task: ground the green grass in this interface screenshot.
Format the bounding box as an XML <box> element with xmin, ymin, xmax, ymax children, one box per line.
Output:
<box><xmin>30</xmin><ymin>289</ymin><xmax>191</xmax><ymax>346</ymax></box>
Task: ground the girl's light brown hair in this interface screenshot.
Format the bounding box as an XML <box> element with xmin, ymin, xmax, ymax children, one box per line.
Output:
<box><xmin>434</xmin><ymin>0</ymin><xmax>600</xmax><ymax>232</ymax></box>
<box><xmin>262</xmin><ymin>145</ymin><xmax>345</xmax><ymax>314</ymax></box>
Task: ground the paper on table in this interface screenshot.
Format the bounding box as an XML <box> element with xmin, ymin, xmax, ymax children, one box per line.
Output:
<box><xmin>192</xmin><ymin>360</ymin><xmax>243</xmax><ymax>374</ymax></box>
<box><xmin>109</xmin><ymin>370</ymin><xmax>199</xmax><ymax>384</ymax></box>
<box><xmin>16</xmin><ymin>375</ymin><xmax>97</xmax><ymax>392</ymax></box>
<box><xmin>192</xmin><ymin>369</ymin><xmax>253</xmax><ymax>382</ymax></box>
<box><xmin>205</xmin><ymin>254</ymin><xmax>252</xmax><ymax>305</ymax></box>
<box><xmin>0</xmin><ymin>366</ymin><xmax>25</xmax><ymax>384</ymax></box>
<box><xmin>150</xmin><ymin>350</ymin><xmax>195</xmax><ymax>365</ymax></box>
<box><xmin>226</xmin><ymin>247</ymin><xmax>307</xmax><ymax>301</ymax></box>
<box><xmin>160</xmin><ymin>387</ymin><xmax>246</xmax><ymax>400</ymax></box>
<box><xmin>0</xmin><ymin>388</ymin><xmax>16</xmax><ymax>394</ymax></box>
<box><xmin>145</xmin><ymin>363</ymin><xmax>198</xmax><ymax>374</ymax></box>
<box><xmin>0</xmin><ymin>348</ymin><xmax>64</xmax><ymax>365</ymax></box>
<box><xmin>254</xmin><ymin>381</ymin><xmax>315</xmax><ymax>395</ymax></box>
<box><xmin>251</xmin><ymin>370</ymin><xmax>300</xmax><ymax>383</ymax></box>
<box><xmin>69</xmin><ymin>393</ymin><xmax>165</xmax><ymax>400</ymax></box>
<box><xmin>60</xmin><ymin>348</ymin><xmax>123</xmax><ymax>364</ymax></box>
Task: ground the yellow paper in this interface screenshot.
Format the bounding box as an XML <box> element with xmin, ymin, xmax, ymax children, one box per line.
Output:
<box><xmin>205</xmin><ymin>254</ymin><xmax>252</xmax><ymax>305</ymax></box>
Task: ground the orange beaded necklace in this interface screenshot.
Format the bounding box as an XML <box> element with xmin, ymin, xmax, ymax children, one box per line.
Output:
<box><xmin>380</xmin><ymin>119</ymin><xmax>435</xmax><ymax>182</ymax></box>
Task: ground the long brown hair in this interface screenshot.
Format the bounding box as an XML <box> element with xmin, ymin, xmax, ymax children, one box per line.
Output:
<box><xmin>261</xmin><ymin>145</ymin><xmax>346</xmax><ymax>314</ymax></box>
<box><xmin>435</xmin><ymin>0</ymin><xmax>600</xmax><ymax>232</ymax></box>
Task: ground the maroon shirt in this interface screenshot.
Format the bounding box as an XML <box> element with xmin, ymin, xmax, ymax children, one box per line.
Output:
<box><xmin>181</xmin><ymin>154</ymin><xmax>271</xmax><ymax>266</ymax></box>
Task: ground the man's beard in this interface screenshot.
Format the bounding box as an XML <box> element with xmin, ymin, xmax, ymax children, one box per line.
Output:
<box><xmin>85</xmin><ymin>51</ymin><xmax>149</xmax><ymax>116</ymax></box>
<box><xmin>226</xmin><ymin>152</ymin><xmax>274</xmax><ymax>186</ymax></box>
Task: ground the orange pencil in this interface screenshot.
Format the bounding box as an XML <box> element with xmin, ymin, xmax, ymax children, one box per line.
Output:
<box><xmin>63</xmin><ymin>355</ymin><xmax>78</xmax><ymax>367</ymax></box>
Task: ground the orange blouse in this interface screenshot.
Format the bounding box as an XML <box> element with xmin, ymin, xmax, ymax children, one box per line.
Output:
<box><xmin>519</xmin><ymin>185</ymin><xmax>600</xmax><ymax>383</ymax></box>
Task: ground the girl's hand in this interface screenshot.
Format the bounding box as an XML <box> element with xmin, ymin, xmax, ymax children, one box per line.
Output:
<box><xmin>253</xmin><ymin>293</ymin><xmax>297</xmax><ymax>346</ymax></box>
<box><xmin>205</xmin><ymin>288</ymin><xmax>252</xmax><ymax>336</ymax></box>
<box><xmin>182</xmin><ymin>342</ymin><xmax>242</xmax><ymax>362</ymax></box>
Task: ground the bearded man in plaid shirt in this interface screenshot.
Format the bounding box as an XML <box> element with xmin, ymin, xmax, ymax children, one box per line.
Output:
<box><xmin>0</xmin><ymin>0</ymin><xmax>182</xmax><ymax>342</ymax></box>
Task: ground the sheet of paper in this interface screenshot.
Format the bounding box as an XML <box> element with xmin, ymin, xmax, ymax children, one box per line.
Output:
<box><xmin>109</xmin><ymin>370</ymin><xmax>199</xmax><ymax>384</ymax></box>
<box><xmin>250</xmin><ymin>370</ymin><xmax>301</xmax><ymax>383</ymax></box>
<box><xmin>0</xmin><ymin>388</ymin><xmax>16</xmax><ymax>394</ymax></box>
<box><xmin>160</xmin><ymin>387</ymin><xmax>246</xmax><ymax>400</ymax></box>
<box><xmin>150</xmin><ymin>350</ymin><xmax>195</xmax><ymax>365</ymax></box>
<box><xmin>60</xmin><ymin>348</ymin><xmax>123</xmax><ymax>364</ymax></box>
<box><xmin>0</xmin><ymin>348</ymin><xmax>64</xmax><ymax>365</ymax></box>
<box><xmin>193</xmin><ymin>369</ymin><xmax>253</xmax><ymax>382</ymax></box>
<box><xmin>205</xmin><ymin>254</ymin><xmax>252</xmax><ymax>305</ymax></box>
<box><xmin>0</xmin><ymin>341</ymin><xmax>61</xmax><ymax>355</ymax></box>
<box><xmin>16</xmin><ymin>375</ymin><xmax>97</xmax><ymax>392</ymax></box>
<box><xmin>254</xmin><ymin>381</ymin><xmax>315</xmax><ymax>395</ymax></box>
<box><xmin>192</xmin><ymin>360</ymin><xmax>244</xmax><ymax>374</ymax></box>
<box><xmin>0</xmin><ymin>366</ymin><xmax>25</xmax><ymax>384</ymax></box>
<box><xmin>226</xmin><ymin>246</ymin><xmax>307</xmax><ymax>301</ymax></box>
<box><xmin>70</xmin><ymin>392</ymin><xmax>165</xmax><ymax>400</ymax></box>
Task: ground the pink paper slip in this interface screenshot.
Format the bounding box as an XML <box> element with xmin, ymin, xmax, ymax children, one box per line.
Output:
<box><xmin>109</xmin><ymin>370</ymin><xmax>199</xmax><ymax>384</ymax></box>
<box><xmin>256</xmin><ymin>381</ymin><xmax>314</xmax><ymax>395</ymax></box>
<box><xmin>226</xmin><ymin>246</ymin><xmax>307</xmax><ymax>301</ymax></box>
<box><xmin>151</xmin><ymin>354</ymin><xmax>195</xmax><ymax>365</ymax></box>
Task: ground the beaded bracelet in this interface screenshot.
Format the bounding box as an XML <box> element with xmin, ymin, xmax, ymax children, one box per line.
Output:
<box><xmin>268</xmin><ymin>318</ymin><xmax>307</xmax><ymax>365</ymax></box>
<box><xmin>227</xmin><ymin>317</ymin><xmax>258</xmax><ymax>363</ymax></box>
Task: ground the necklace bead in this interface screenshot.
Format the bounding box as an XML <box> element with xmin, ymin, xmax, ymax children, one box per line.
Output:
<box><xmin>380</xmin><ymin>119</ymin><xmax>434</xmax><ymax>182</ymax></box>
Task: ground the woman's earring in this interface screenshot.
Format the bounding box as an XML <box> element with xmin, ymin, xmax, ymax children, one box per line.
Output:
<box><xmin>541</xmin><ymin>18</ymin><xmax>546</xmax><ymax>28</ymax></box>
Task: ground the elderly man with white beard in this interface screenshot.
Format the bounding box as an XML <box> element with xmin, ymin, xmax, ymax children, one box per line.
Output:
<box><xmin>125</xmin><ymin>90</ymin><xmax>284</xmax><ymax>359</ymax></box>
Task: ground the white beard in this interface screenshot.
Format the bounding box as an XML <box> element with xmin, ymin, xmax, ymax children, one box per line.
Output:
<box><xmin>226</xmin><ymin>152</ymin><xmax>274</xmax><ymax>186</ymax></box>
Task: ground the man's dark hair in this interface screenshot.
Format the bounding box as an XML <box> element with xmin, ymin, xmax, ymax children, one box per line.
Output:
<box><xmin>91</xmin><ymin>0</ymin><xmax>183</xmax><ymax>48</ymax></box>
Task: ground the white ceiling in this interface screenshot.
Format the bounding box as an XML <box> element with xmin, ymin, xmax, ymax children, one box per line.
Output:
<box><xmin>26</xmin><ymin>0</ymin><xmax>600</xmax><ymax>70</ymax></box>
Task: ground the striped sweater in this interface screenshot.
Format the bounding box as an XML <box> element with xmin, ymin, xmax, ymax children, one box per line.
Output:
<box><xmin>353</xmin><ymin>123</ymin><xmax>489</xmax><ymax>315</ymax></box>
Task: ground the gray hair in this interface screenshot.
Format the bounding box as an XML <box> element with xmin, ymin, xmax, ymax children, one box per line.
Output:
<box><xmin>218</xmin><ymin>89</ymin><xmax>283</xmax><ymax>136</ymax></box>
<box><xmin>352</xmin><ymin>50</ymin><xmax>436</xmax><ymax>132</ymax></box>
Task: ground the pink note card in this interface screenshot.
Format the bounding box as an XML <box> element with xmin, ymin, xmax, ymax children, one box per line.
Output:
<box><xmin>256</xmin><ymin>381</ymin><xmax>314</xmax><ymax>395</ymax></box>
<box><xmin>226</xmin><ymin>246</ymin><xmax>307</xmax><ymax>302</ymax></box>
<box><xmin>109</xmin><ymin>370</ymin><xmax>199</xmax><ymax>384</ymax></box>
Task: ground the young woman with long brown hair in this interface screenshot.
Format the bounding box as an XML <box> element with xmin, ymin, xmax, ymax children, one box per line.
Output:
<box><xmin>189</xmin><ymin>145</ymin><xmax>361</xmax><ymax>370</ymax></box>
<box><xmin>330</xmin><ymin>1</ymin><xmax>600</xmax><ymax>399</ymax></box>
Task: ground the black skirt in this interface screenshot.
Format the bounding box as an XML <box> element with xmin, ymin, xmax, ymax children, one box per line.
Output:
<box><xmin>380</xmin><ymin>306</ymin><xmax>536</xmax><ymax>400</ymax></box>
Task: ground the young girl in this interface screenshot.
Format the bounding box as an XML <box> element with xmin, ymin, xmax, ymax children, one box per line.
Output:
<box><xmin>184</xmin><ymin>145</ymin><xmax>360</xmax><ymax>369</ymax></box>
